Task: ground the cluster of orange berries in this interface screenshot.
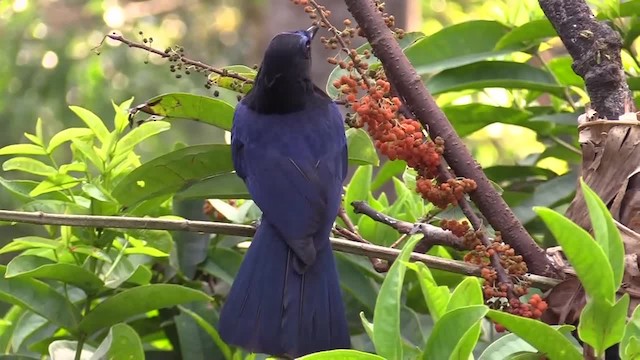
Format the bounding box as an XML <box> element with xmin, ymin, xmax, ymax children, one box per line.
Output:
<box><xmin>494</xmin><ymin>295</ymin><xmax>549</xmax><ymax>332</ymax></box>
<box><xmin>416</xmin><ymin>177</ymin><xmax>477</xmax><ymax>209</ymax></box>
<box><xmin>440</xmin><ymin>219</ymin><xmax>470</xmax><ymax>237</ymax></box>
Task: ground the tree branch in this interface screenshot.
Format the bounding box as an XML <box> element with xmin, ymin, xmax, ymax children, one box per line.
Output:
<box><xmin>538</xmin><ymin>0</ymin><xmax>633</xmax><ymax>119</ymax></box>
<box><xmin>343</xmin><ymin>0</ymin><xmax>558</xmax><ymax>277</ymax></box>
<box><xmin>0</xmin><ymin>209</ymin><xmax>559</xmax><ymax>290</ymax></box>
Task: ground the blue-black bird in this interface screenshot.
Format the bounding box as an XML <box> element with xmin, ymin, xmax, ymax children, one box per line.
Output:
<box><xmin>218</xmin><ymin>26</ymin><xmax>350</xmax><ymax>358</ymax></box>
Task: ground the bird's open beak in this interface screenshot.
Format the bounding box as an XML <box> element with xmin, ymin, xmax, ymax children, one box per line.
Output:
<box><xmin>306</xmin><ymin>25</ymin><xmax>319</xmax><ymax>40</ymax></box>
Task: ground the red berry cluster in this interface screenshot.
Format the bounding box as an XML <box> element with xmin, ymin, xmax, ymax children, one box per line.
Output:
<box><xmin>494</xmin><ymin>294</ymin><xmax>549</xmax><ymax>332</ymax></box>
<box><xmin>440</xmin><ymin>219</ymin><xmax>470</xmax><ymax>237</ymax></box>
<box><xmin>416</xmin><ymin>177</ymin><xmax>478</xmax><ymax>209</ymax></box>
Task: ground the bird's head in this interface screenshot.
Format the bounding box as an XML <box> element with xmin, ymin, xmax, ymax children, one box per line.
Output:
<box><xmin>256</xmin><ymin>25</ymin><xmax>319</xmax><ymax>86</ymax></box>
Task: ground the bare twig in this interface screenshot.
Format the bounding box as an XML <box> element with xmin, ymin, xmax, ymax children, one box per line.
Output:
<box><xmin>336</xmin><ymin>205</ymin><xmax>388</xmax><ymax>271</ymax></box>
<box><xmin>99</xmin><ymin>33</ymin><xmax>253</xmax><ymax>84</ymax></box>
<box><xmin>352</xmin><ymin>201</ymin><xmax>467</xmax><ymax>251</ymax></box>
<box><xmin>0</xmin><ymin>209</ymin><xmax>560</xmax><ymax>290</ymax></box>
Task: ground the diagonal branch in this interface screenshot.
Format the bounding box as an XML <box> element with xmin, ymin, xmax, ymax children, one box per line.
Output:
<box><xmin>343</xmin><ymin>0</ymin><xmax>559</xmax><ymax>277</ymax></box>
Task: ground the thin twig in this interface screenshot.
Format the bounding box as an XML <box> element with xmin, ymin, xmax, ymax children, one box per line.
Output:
<box><xmin>336</xmin><ymin>206</ymin><xmax>388</xmax><ymax>271</ymax></box>
<box><xmin>0</xmin><ymin>209</ymin><xmax>560</xmax><ymax>290</ymax></box>
<box><xmin>100</xmin><ymin>33</ymin><xmax>253</xmax><ymax>83</ymax></box>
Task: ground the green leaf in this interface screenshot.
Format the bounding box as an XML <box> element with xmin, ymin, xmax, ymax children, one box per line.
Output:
<box><xmin>175</xmin><ymin>172</ymin><xmax>250</xmax><ymax>200</ymax></box>
<box><xmin>6</xmin><ymin>255</ymin><xmax>103</xmax><ymax>294</ymax></box>
<box><xmin>426</xmin><ymin>61</ymin><xmax>565</xmax><ymax>97</ymax></box>
<box><xmin>406</xmin><ymin>262</ymin><xmax>450</xmax><ymax>323</ymax></box>
<box><xmin>335</xmin><ymin>253</ymin><xmax>379</xmax><ymax>312</ymax></box>
<box><xmin>78</xmin><ymin>284</ymin><xmax>210</xmax><ymax>334</ymax></box>
<box><xmin>446</xmin><ymin>277</ymin><xmax>483</xmax><ymax>311</ymax></box>
<box><xmin>479</xmin><ymin>325</ymin><xmax>575</xmax><ymax>360</ymax></box>
<box><xmin>406</xmin><ymin>20</ymin><xmax>522</xmax><ymax>75</ymax></box>
<box><xmin>2</xmin><ymin>157</ymin><xmax>57</xmax><ymax>177</ymax></box>
<box><xmin>299</xmin><ymin>350</ymin><xmax>385</xmax><ymax>359</ymax></box>
<box><xmin>0</xmin><ymin>266</ymin><xmax>81</xmax><ymax>331</ymax></box>
<box><xmin>621</xmin><ymin>304</ymin><xmax>640</xmax><ymax>359</ymax></box>
<box><xmin>69</xmin><ymin>106</ymin><xmax>109</xmax><ymax>144</ymax></box>
<box><xmin>113</xmin><ymin>98</ymin><xmax>135</xmax><ymax>133</ymax></box>
<box><xmin>486</xmin><ymin>310</ymin><xmax>583</xmax><ymax>360</ymax></box>
<box><xmin>534</xmin><ymin>207</ymin><xmax>616</xmax><ymax>303</ymax></box>
<box><xmin>203</xmin><ymin>248</ymin><xmax>243</xmax><ymax>285</ymax></box>
<box><xmin>442</xmin><ymin>104</ymin><xmax>550</xmax><ymax>137</ymax></box>
<box><xmin>0</xmin><ymin>144</ymin><xmax>47</xmax><ymax>156</ymax></box>
<box><xmin>513</xmin><ymin>173</ymin><xmax>577</xmax><ymax>224</ymax></box>
<box><xmin>359</xmin><ymin>311</ymin><xmax>375</xmax><ymax>342</ymax></box>
<box><xmin>547</xmin><ymin>57</ymin><xmax>584</xmax><ymax>87</ymax></box>
<box><xmin>344</xmin><ymin>165</ymin><xmax>372</xmax><ymax>222</ymax></box>
<box><xmin>372</xmin><ymin>236</ymin><xmax>421</xmax><ymax>360</ymax></box>
<box><xmin>29</xmin><ymin>174</ymin><xmax>81</xmax><ymax>197</ymax></box>
<box><xmin>208</xmin><ymin>65</ymin><xmax>257</xmax><ymax>94</ymax></box>
<box><xmin>113</xmin><ymin>144</ymin><xmax>235</xmax><ymax>207</ymax></box>
<box><xmin>91</xmin><ymin>323</ymin><xmax>144</xmax><ymax>360</ymax></box>
<box><xmin>70</xmin><ymin>138</ymin><xmax>104</xmax><ymax>172</ymax></box>
<box><xmin>47</xmin><ymin>128</ymin><xmax>94</xmax><ymax>153</ymax></box>
<box><xmin>578</xmin><ymin>295</ymin><xmax>629</xmax><ymax>357</ymax></box>
<box><xmin>346</xmin><ymin>128</ymin><xmax>379</xmax><ymax>166</ymax></box>
<box><xmin>114</xmin><ymin>121</ymin><xmax>170</xmax><ymax>155</ymax></box>
<box><xmin>423</xmin><ymin>305</ymin><xmax>488</xmax><ymax>360</ymax></box>
<box><xmin>0</xmin><ymin>237</ymin><xmax>61</xmax><ymax>255</ymax></box>
<box><xmin>495</xmin><ymin>19</ymin><xmax>556</xmax><ymax>50</ymax></box>
<box><xmin>130</xmin><ymin>93</ymin><xmax>235</xmax><ymax>131</ymax></box>
<box><xmin>580</xmin><ymin>179</ymin><xmax>625</xmax><ymax>288</ymax></box>
<box><xmin>371</xmin><ymin>160</ymin><xmax>406</xmax><ymax>191</ymax></box>
<box><xmin>178</xmin><ymin>305</ymin><xmax>232</xmax><ymax>360</ymax></box>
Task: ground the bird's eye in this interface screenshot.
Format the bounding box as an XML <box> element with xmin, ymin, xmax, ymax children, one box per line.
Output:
<box><xmin>305</xmin><ymin>40</ymin><xmax>311</xmax><ymax>52</ymax></box>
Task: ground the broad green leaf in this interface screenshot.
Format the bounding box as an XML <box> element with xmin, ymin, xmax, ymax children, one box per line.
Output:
<box><xmin>426</xmin><ymin>61</ymin><xmax>565</xmax><ymax>97</ymax></box>
<box><xmin>344</xmin><ymin>165</ymin><xmax>372</xmax><ymax>222</ymax></box>
<box><xmin>514</xmin><ymin>173</ymin><xmax>577</xmax><ymax>224</ymax></box>
<box><xmin>406</xmin><ymin>20</ymin><xmax>522</xmax><ymax>75</ymax></box>
<box><xmin>335</xmin><ymin>253</ymin><xmax>379</xmax><ymax>312</ymax></box>
<box><xmin>113</xmin><ymin>144</ymin><xmax>234</xmax><ymax>207</ymax></box>
<box><xmin>621</xmin><ymin>305</ymin><xmax>640</xmax><ymax>359</ymax></box>
<box><xmin>299</xmin><ymin>350</ymin><xmax>385</xmax><ymax>359</ymax></box>
<box><xmin>175</xmin><ymin>172</ymin><xmax>250</xmax><ymax>200</ymax></box>
<box><xmin>371</xmin><ymin>160</ymin><xmax>406</xmax><ymax>191</ymax></box>
<box><xmin>0</xmin><ymin>306</ymin><xmax>25</xmax><ymax>353</ymax></box>
<box><xmin>0</xmin><ymin>266</ymin><xmax>81</xmax><ymax>331</ymax></box>
<box><xmin>535</xmin><ymin>207</ymin><xmax>615</xmax><ymax>303</ymax></box>
<box><xmin>580</xmin><ymin>179</ymin><xmax>625</xmax><ymax>288</ymax></box>
<box><xmin>114</xmin><ymin>121</ymin><xmax>170</xmax><ymax>155</ymax></box>
<box><xmin>0</xmin><ymin>237</ymin><xmax>61</xmax><ymax>255</ymax></box>
<box><xmin>486</xmin><ymin>310</ymin><xmax>582</xmax><ymax>360</ymax></box>
<box><xmin>6</xmin><ymin>255</ymin><xmax>103</xmax><ymax>294</ymax></box>
<box><xmin>59</xmin><ymin>162</ymin><xmax>86</xmax><ymax>174</ymax></box>
<box><xmin>579</xmin><ymin>295</ymin><xmax>629</xmax><ymax>357</ymax></box>
<box><xmin>478</xmin><ymin>325</ymin><xmax>575</xmax><ymax>360</ymax></box>
<box><xmin>10</xmin><ymin>310</ymin><xmax>48</xmax><ymax>352</ymax></box>
<box><xmin>326</xmin><ymin>32</ymin><xmax>424</xmax><ymax>97</ymax></box>
<box><xmin>0</xmin><ymin>144</ymin><xmax>47</xmax><ymax>156</ymax></box>
<box><xmin>29</xmin><ymin>174</ymin><xmax>81</xmax><ymax>197</ymax></box>
<box><xmin>178</xmin><ymin>305</ymin><xmax>232</xmax><ymax>360</ymax></box>
<box><xmin>102</xmin><ymin>257</ymin><xmax>152</xmax><ymax>289</ymax></box>
<box><xmin>495</xmin><ymin>19</ymin><xmax>556</xmax><ymax>50</ymax></box>
<box><xmin>547</xmin><ymin>57</ymin><xmax>584</xmax><ymax>87</ymax></box>
<box><xmin>129</xmin><ymin>93</ymin><xmax>235</xmax><ymax>131</ymax></box>
<box><xmin>423</xmin><ymin>305</ymin><xmax>488</xmax><ymax>360</ymax></box>
<box><xmin>21</xmin><ymin>199</ymin><xmax>89</xmax><ymax>214</ymax></box>
<box><xmin>406</xmin><ymin>262</ymin><xmax>450</xmax><ymax>323</ymax></box>
<box><xmin>346</xmin><ymin>128</ymin><xmax>379</xmax><ymax>166</ymax></box>
<box><xmin>0</xmin><ymin>356</ymin><xmax>41</xmax><ymax>360</ymax></box>
<box><xmin>446</xmin><ymin>277</ymin><xmax>483</xmax><ymax>311</ymax></box>
<box><xmin>78</xmin><ymin>284</ymin><xmax>210</xmax><ymax>334</ymax></box>
<box><xmin>69</xmin><ymin>106</ymin><xmax>109</xmax><ymax>144</ymax></box>
<box><xmin>90</xmin><ymin>323</ymin><xmax>144</xmax><ymax>360</ymax></box>
<box><xmin>203</xmin><ymin>249</ymin><xmax>243</xmax><ymax>285</ymax></box>
<box><xmin>70</xmin><ymin>138</ymin><xmax>104</xmax><ymax>172</ymax></box>
<box><xmin>2</xmin><ymin>157</ymin><xmax>57</xmax><ymax>177</ymax></box>
<box><xmin>359</xmin><ymin>312</ymin><xmax>375</xmax><ymax>342</ymax></box>
<box><xmin>23</xmin><ymin>133</ymin><xmax>42</xmax><ymax>147</ymax></box>
<box><xmin>372</xmin><ymin>236</ymin><xmax>421</xmax><ymax>360</ymax></box>
<box><xmin>442</xmin><ymin>104</ymin><xmax>550</xmax><ymax>137</ymax></box>
<box><xmin>47</xmin><ymin>128</ymin><xmax>93</xmax><ymax>153</ymax></box>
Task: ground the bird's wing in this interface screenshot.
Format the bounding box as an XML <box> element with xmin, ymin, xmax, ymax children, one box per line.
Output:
<box><xmin>231</xmin><ymin>104</ymin><xmax>346</xmax><ymax>269</ymax></box>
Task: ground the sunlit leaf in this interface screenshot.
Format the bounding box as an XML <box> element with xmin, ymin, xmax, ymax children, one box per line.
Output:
<box><xmin>346</xmin><ymin>128</ymin><xmax>379</xmax><ymax>166</ymax></box>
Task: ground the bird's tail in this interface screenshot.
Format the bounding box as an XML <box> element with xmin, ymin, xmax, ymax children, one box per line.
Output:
<box><xmin>218</xmin><ymin>221</ymin><xmax>350</xmax><ymax>358</ymax></box>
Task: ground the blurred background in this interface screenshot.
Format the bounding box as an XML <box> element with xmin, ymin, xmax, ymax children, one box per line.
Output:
<box><xmin>0</xmin><ymin>0</ymin><xmax>554</xmax><ymax>193</ymax></box>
